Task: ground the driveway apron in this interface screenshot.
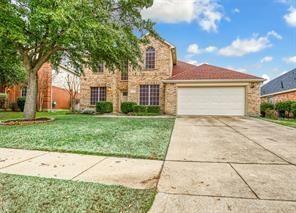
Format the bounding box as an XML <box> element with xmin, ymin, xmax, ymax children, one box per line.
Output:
<box><xmin>150</xmin><ymin>116</ymin><xmax>296</xmax><ymax>213</ymax></box>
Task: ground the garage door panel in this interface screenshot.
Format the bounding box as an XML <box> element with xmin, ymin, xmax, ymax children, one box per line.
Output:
<box><xmin>177</xmin><ymin>87</ymin><xmax>245</xmax><ymax>116</ymax></box>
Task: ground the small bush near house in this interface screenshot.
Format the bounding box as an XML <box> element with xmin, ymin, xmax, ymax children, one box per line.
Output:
<box><xmin>265</xmin><ymin>109</ymin><xmax>278</xmax><ymax>120</ymax></box>
<box><xmin>121</xmin><ymin>102</ymin><xmax>137</xmax><ymax>114</ymax></box>
<box><xmin>291</xmin><ymin>103</ymin><xmax>296</xmax><ymax>119</ymax></box>
<box><xmin>132</xmin><ymin>105</ymin><xmax>147</xmax><ymax>113</ymax></box>
<box><xmin>17</xmin><ymin>97</ymin><xmax>26</xmax><ymax>112</ymax></box>
<box><xmin>147</xmin><ymin>106</ymin><xmax>161</xmax><ymax>114</ymax></box>
<box><xmin>275</xmin><ymin>101</ymin><xmax>291</xmax><ymax>118</ymax></box>
<box><xmin>96</xmin><ymin>102</ymin><xmax>113</xmax><ymax>114</ymax></box>
<box><xmin>260</xmin><ymin>102</ymin><xmax>274</xmax><ymax>117</ymax></box>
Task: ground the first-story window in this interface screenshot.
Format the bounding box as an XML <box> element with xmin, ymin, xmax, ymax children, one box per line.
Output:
<box><xmin>21</xmin><ymin>86</ymin><xmax>27</xmax><ymax>97</ymax></box>
<box><xmin>140</xmin><ymin>85</ymin><xmax>159</xmax><ymax>106</ymax></box>
<box><xmin>90</xmin><ymin>87</ymin><xmax>106</xmax><ymax>105</ymax></box>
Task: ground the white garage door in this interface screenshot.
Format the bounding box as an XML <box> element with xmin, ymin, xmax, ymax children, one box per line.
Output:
<box><xmin>177</xmin><ymin>87</ymin><xmax>245</xmax><ymax>116</ymax></box>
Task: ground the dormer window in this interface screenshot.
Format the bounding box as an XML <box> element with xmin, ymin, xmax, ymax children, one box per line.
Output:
<box><xmin>145</xmin><ymin>47</ymin><xmax>155</xmax><ymax>69</ymax></box>
<box><xmin>94</xmin><ymin>63</ymin><xmax>104</xmax><ymax>73</ymax></box>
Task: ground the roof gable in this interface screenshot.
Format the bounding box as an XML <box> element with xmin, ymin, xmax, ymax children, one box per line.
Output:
<box><xmin>261</xmin><ymin>68</ymin><xmax>296</xmax><ymax>96</ymax></box>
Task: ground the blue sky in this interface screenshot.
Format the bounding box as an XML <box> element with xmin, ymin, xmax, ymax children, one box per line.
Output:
<box><xmin>142</xmin><ymin>0</ymin><xmax>296</xmax><ymax>81</ymax></box>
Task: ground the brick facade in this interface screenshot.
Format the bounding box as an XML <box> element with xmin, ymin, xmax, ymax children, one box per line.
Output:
<box><xmin>1</xmin><ymin>63</ymin><xmax>77</xmax><ymax>111</ymax></box>
<box><xmin>246</xmin><ymin>82</ymin><xmax>261</xmax><ymax>116</ymax></box>
<box><xmin>261</xmin><ymin>90</ymin><xmax>296</xmax><ymax>104</ymax></box>
<box><xmin>80</xmin><ymin>36</ymin><xmax>174</xmax><ymax>112</ymax></box>
<box><xmin>80</xmin><ymin>36</ymin><xmax>262</xmax><ymax>116</ymax></box>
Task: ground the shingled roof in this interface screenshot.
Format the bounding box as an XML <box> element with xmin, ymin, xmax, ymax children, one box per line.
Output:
<box><xmin>169</xmin><ymin>61</ymin><xmax>264</xmax><ymax>81</ymax></box>
<box><xmin>261</xmin><ymin>68</ymin><xmax>296</xmax><ymax>96</ymax></box>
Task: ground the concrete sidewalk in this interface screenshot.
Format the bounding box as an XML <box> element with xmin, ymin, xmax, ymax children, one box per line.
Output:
<box><xmin>0</xmin><ymin>148</ymin><xmax>163</xmax><ymax>189</ymax></box>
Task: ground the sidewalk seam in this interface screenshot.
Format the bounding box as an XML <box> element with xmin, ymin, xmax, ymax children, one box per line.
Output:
<box><xmin>0</xmin><ymin>152</ymin><xmax>49</xmax><ymax>170</ymax></box>
<box><xmin>70</xmin><ymin>157</ymin><xmax>107</xmax><ymax>180</ymax></box>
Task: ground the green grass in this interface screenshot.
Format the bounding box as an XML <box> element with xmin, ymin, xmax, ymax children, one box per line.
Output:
<box><xmin>0</xmin><ymin>173</ymin><xmax>156</xmax><ymax>213</ymax></box>
<box><xmin>0</xmin><ymin>110</ymin><xmax>68</xmax><ymax>121</ymax></box>
<box><xmin>262</xmin><ymin>117</ymin><xmax>296</xmax><ymax>128</ymax></box>
<box><xmin>0</xmin><ymin>112</ymin><xmax>175</xmax><ymax>160</ymax></box>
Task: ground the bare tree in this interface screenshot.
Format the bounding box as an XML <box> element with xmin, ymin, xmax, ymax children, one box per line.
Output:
<box><xmin>65</xmin><ymin>74</ymin><xmax>79</xmax><ymax>112</ymax></box>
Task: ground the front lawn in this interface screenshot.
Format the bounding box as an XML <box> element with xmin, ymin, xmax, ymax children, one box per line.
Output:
<box><xmin>262</xmin><ymin>118</ymin><xmax>296</xmax><ymax>128</ymax></box>
<box><xmin>0</xmin><ymin>173</ymin><xmax>155</xmax><ymax>212</ymax></box>
<box><xmin>0</xmin><ymin>110</ymin><xmax>68</xmax><ymax>121</ymax></box>
<box><xmin>0</xmin><ymin>113</ymin><xmax>174</xmax><ymax>160</ymax></box>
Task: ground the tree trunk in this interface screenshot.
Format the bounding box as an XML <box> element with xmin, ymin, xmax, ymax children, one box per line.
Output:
<box><xmin>24</xmin><ymin>70</ymin><xmax>38</xmax><ymax>119</ymax></box>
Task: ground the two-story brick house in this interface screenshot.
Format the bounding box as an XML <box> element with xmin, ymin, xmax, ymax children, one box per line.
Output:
<box><xmin>80</xmin><ymin>36</ymin><xmax>264</xmax><ymax>116</ymax></box>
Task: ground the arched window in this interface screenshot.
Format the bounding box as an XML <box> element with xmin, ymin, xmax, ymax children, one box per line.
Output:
<box><xmin>145</xmin><ymin>47</ymin><xmax>155</xmax><ymax>69</ymax></box>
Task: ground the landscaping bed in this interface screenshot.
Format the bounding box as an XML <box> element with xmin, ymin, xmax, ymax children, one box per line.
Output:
<box><xmin>0</xmin><ymin>173</ymin><xmax>156</xmax><ymax>213</ymax></box>
<box><xmin>0</xmin><ymin>117</ymin><xmax>54</xmax><ymax>126</ymax></box>
<box><xmin>0</xmin><ymin>114</ymin><xmax>175</xmax><ymax>160</ymax></box>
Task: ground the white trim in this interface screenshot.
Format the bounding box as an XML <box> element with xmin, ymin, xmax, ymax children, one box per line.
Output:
<box><xmin>163</xmin><ymin>79</ymin><xmax>264</xmax><ymax>83</ymax></box>
<box><xmin>260</xmin><ymin>88</ymin><xmax>296</xmax><ymax>98</ymax></box>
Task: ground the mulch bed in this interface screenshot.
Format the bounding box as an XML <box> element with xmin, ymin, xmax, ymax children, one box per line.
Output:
<box><xmin>0</xmin><ymin>117</ymin><xmax>54</xmax><ymax>126</ymax></box>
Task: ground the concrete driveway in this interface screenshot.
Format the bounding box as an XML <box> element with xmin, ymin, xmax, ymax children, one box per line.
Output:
<box><xmin>150</xmin><ymin>116</ymin><xmax>296</xmax><ymax>213</ymax></box>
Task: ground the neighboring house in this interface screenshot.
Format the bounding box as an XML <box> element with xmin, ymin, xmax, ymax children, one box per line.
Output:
<box><xmin>261</xmin><ymin>68</ymin><xmax>296</xmax><ymax>103</ymax></box>
<box><xmin>0</xmin><ymin>62</ymin><xmax>80</xmax><ymax>110</ymax></box>
<box><xmin>80</xmin><ymin>36</ymin><xmax>264</xmax><ymax>116</ymax></box>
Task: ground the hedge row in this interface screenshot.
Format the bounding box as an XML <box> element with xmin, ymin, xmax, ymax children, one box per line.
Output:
<box><xmin>261</xmin><ymin>101</ymin><xmax>296</xmax><ymax>118</ymax></box>
<box><xmin>121</xmin><ymin>102</ymin><xmax>161</xmax><ymax>115</ymax></box>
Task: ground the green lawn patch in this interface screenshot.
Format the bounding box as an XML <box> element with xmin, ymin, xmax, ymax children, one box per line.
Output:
<box><xmin>262</xmin><ymin>118</ymin><xmax>296</xmax><ymax>128</ymax></box>
<box><xmin>0</xmin><ymin>173</ymin><xmax>155</xmax><ymax>213</ymax></box>
<box><xmin>0</xmin><ymin>111</ymin><xmax>68</xmax><ymax>121</ymax></box>
<box><xmin>0</xmin><ymin>114</ymin><xmax>175</xmax><ymax>160</ymax></box>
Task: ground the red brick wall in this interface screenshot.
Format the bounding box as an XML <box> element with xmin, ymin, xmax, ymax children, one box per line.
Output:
<box><xmin>261</xmin><ymin>90</ymin><xmax>296</xmax><ymax>103</ymax></box>
<box><xmin>52</xmin><ymin>86</ymin><xmax>71</xmax><ymax>109</ymax></box>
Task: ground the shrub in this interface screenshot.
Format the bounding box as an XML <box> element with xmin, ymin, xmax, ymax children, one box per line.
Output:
<box><xmin>81</xmin><ymin>108</ymin><xmax>96</xmax><ymax>114</ymax></box>
<box><xmin>17</xmin><ymin>97</ymin><xmax>26</xmax><ymax>112</ymax></box>
<box><xmin>260</xmin><ymin>102</ymin><xmax>274</xmax><ymax>117</ymax></box>
<box><xmin>291</xmin><ymin>103</ymin><xmax>296</xmax><ymax>119</ymax></box>
<box><xmin>121</xmin><ymin>102</ymin><xmax>137</xmax><ymax>114</ymax></box>
<box><xmin>132</xmin><ymin>105</ymin><xmax>147</xmax><ymax>113</ymax></box>
<box><xmin>96</xmin><ymin>102</ymin><xmax>113</xmax><ymax>114</ymax></box>
<box><xmin>146</xmin><ymin>106</ymin><xmax>161</xmax><ymax>114</ymax></box>
<box><xmin>10</xmin><ymin>102</ymin><xmax>19</xmax><ymax>112</ymax></box>
<box><xmin>265</xmin><ymin>109</ymin><xmax>278</xmax><ymax>120</ymax></box>
<box><xmin>275</xmin><ymin>101</ymin><xmax>294</xmax><ymax>118</ymax></box>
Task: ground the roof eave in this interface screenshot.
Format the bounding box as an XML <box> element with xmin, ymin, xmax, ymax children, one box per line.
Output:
<box><xmin>261</xmin><ymin>88</ymin><xmax>296</xmax><ymax>98</ymax></box>
<box><xmin>163</xmin><ymin>79</ymin><xmax>265</xmax><ymax>83</ymax></box>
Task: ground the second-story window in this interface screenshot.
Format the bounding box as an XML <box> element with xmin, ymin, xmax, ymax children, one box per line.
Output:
<box><xmin>21</xmin><ymin>86</ymin><xmax>27</xmax><ymax>97</ymax></box>
<box><xmin>145</xmin><ymin>47</ymin><xmax>155</xmax><ymax>70</ymax></box>
<box><xmin>96</xmin><ymin>63</ymin><xmax>104</xmax><ymax>73</ymax></box>
<box><xmin>121</xmin><ymin>61</ymin><xmax>129</xmax><ymax>81</ymax></box>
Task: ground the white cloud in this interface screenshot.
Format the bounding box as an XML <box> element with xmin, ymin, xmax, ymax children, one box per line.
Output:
<box><xmin>267</xmin><ymin>30</ymin><xmax>283</xmax><ymax>40</ymax></box>
<box><xmin>187</xmin><ymin>44</ymin><xmax>217</xmax><ymax>55</ymax></box>
<box><xmin>218</xmin><ymin>31</ymin><xmax>282</xmax><ymax>57</ymax></box>
<box><xmin>262</xmin><ymin>74</ymin><xmax>270</xmax><ymax>84</ymax></box>
<box><xmin>233</xmin><ymin>8</ymin><xmax>240</xmax><ymax>13</ymax></box>
<box><xmin>284</xmin><ymin>7</ymin><xmax>296</xmax><ymax>27</ymax></box>
<box><xmin>284</xmin><ymin>55</ymin><xmax>296</xmax><ymax>63</ymax></box>
<box><xmin>260</xmin><ymin>56</ymin><xmax>273</xmax><ymax>63</ymax></box>
<box><xmin>187</xmin><ymin>43</ymin><xmax>201</xmax><ymax>54</ymax></box>
<box><xmin>205</xmin><ymin>46</ymin><xmax>217</xmax><ymax>52</ymax></box>
<box><xmin>141</xmin><ymin>0</ymin><xmax>224</xmax><ymax>32</ymax></box>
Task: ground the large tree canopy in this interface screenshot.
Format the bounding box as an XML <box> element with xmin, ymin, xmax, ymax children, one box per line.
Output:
<box><xmin>0</xmin><ymin>0</ymin><xmax>155</xmax><ymax>118</ymax></box>
<box><xmin>0</xmin><ymin>40</ymin><xmax>26</xmax><ymax>86</ymax></box>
